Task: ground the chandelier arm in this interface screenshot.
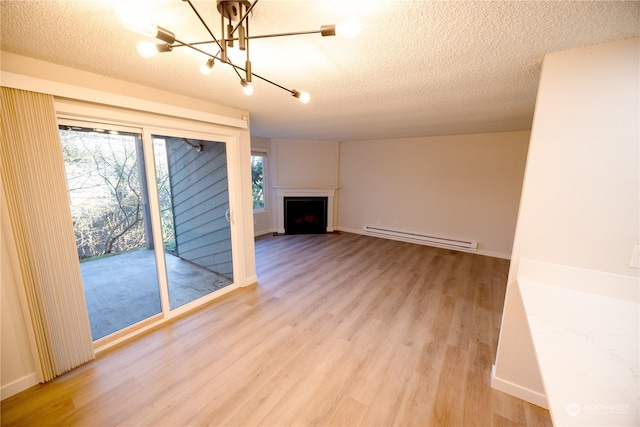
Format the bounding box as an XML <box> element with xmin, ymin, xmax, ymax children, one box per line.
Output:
<box><xmin>198</xmin><ymin>54</ymin><xmax>293</xmax><ymax>96</ymax></box>
<box><xmin>246</xmin><ymin>71</ymin><xmax>294</xmax><ymax>95</ymax></box>
<box><xmin>173</xmin><ymin>39</ymin><xmax>218</xmax><ymax>58</ymax></box>
<box><xmin>185</xmin><ymin>29</ymin><xmax>323</xmax><ymax>47</ymax></box>
<box><xmin>229</xmin><ymin>0</ymin><xmax>259</xmax><ymax>38</ymax></box>
<box><xmin>184</xmin><ymin>0</ymin><xmax>225</xmax><ymax>54</ymax></box>
<box><xmin>201</xmin><ymin>55</ymin><xmax>292</xmax><ymax>94</ymax></box>
<box><xmin>175</xmin><ymin>37</ymin><xmax>288</xmax><ymax>94</ymax></box>
<box><xmin>174</xmin><ymin>38</ymin><xmax>243</xmax><ymax>80</ymax></box>
<box><xmin>173</xmin><ymin>40</ymin><xmax>220</xmax><ymax>47</ymax></box>
<box><xmin>246</xmin><ymin>30</ymin><xmax>323</xmax><ymax>40</ymax></box>
<box><xmin>198</xmin><ymin>53</ymin><xmax>294</xmax><ymax>96</ymax></box>
<box><xmin>245</xmin><ymin>9</ymin><xmax>251</xmax><ymax>82</ymax></box>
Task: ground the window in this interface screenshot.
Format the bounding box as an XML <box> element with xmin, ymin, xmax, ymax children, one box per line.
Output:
<box><xmin>251</xmin><ymin>153</ymin><xmax>266</xmax><ymax>210</ymax></box>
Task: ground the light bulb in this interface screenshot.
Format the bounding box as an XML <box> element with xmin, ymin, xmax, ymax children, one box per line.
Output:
<box><xmin>200</xmin><ymin>58</ymin><xmax>215</xmax><ymax>75</ymax></box>
<box><xmin>119</xmin><ymin>9</ymin><xmax>157</xmax><ymax>38</ymax></box>
<box><xmin>241</xmin><ymin>80</ymin><xmax>254</xmax><ymax>96</ymax></box>
<box><xmin>119</xmin><ymin>9</ymin><xmax>175</xmax><ymax>43</ymax></box>
<box><xmin>335</xmin><ymin>18</ymin><xmax>362</xmax><ymax>38</ymax></box>
<box><xmin>298</xmin><ymin>91</ymin><xmax>311</xmax><ymax>104</ymax></box>
<box><xmin>293</xmin><ymin>90</ymin><xmax>311</xmax><ymax>104</ymax></box>
<box><xmin>136</xmin><ymin>41</ymin><xmax>172</xmax><ymax>58</ymax></box>
<box><xmin>136</xmin><ymin>41</ymin><xmax>159</xmax><ymax>58</ymax></box>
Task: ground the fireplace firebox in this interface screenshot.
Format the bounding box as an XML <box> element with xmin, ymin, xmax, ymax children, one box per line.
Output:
<box><xmin>284</xmin><ymin>197</ymin><xmax>328</xmax><ymax>235</ymax></box>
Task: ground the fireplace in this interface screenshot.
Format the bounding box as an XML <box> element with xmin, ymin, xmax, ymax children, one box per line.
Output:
<box><xmin>284</xmin><ymin>197</ymin><xmax>328</xmax><ymax>235</ymax></box>
<box><xmin>274</xmin><ymin>187</ymin><xmax>338</xmax><ymax>234</ymax></box>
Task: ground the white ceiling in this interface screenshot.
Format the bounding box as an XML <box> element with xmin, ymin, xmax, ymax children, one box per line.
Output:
<box><xmin>1</xmin><ymin>0</ymin><xmax>638</xmax><ymax>141</ymax></box>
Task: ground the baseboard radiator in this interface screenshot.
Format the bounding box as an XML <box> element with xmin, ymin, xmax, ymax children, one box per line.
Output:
<box><xmin>362</xmin><ymin>225</ymin><xmax>478</xmax><ymax>251</ymax></box>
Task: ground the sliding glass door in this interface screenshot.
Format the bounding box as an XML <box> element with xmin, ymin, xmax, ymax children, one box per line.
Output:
<box><xmin>152</xmin><ymin>134</ymin><xmax>234</xmax><ymax>309</ymax></box>
<box><xmin>60</xmin><ymin>122</ymin><xmax>236</xmax><ymax>341</ymax></box>
<box><xmin>59</xmin><ymin>124</ymin><xmax>162</xmax><ymax>340</ymax></box>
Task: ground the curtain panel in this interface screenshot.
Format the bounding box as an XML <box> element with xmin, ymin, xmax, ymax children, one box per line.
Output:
<box><xmin>1</xmin><ymin>87</ymin><xmax>94</xmax><ymax>381</ymax></box>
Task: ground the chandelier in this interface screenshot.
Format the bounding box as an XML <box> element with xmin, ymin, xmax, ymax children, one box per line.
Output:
<box><xmin>120</xmin><ymin>0</ymin><xmax>361</xmax><ymax>103</ymax></box>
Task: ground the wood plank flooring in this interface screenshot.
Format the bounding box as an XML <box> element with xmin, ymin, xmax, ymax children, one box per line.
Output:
<box><xmin>1</xmin><ymin>232</ymin><xmax>552</xmax><ymax>426</ymax></box>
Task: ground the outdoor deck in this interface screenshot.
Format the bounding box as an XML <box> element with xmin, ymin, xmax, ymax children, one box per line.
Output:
<box><xmin>80</xmin><ymin>249</ymin><xmax>233</xmax><ymax>340</ymax></box>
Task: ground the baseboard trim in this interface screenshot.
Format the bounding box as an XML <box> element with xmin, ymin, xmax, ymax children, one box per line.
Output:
<box><xmin>254</xmin><ymin>228</ymin><xmax>274</xmax><ymax>238</ymax></box>
<box><xmin>338</xmin><ymin>227</ymin><xmax>511</xmax><ymax>260</ymax></box>
<box><xmin>491</xmin><ymin>365</ymin><xmax>549</xmax><ymax>409</ymax></box>
<box><xmin>1</xmin><ymin>372</ymin><xmax>38</xmax><ymax>400</ymax></box>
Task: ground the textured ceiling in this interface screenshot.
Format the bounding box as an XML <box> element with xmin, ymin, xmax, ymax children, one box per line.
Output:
<box><xmin>1</xmin><ymin>0</ymin><xmax>638</xmax><ymax>141</ymax></box>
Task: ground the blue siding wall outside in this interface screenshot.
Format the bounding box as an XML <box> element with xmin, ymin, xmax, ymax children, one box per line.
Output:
<box><xmin>165</xmin><ymin>137</ymin><xmax>233</xmax><ymax>279</ymax></box>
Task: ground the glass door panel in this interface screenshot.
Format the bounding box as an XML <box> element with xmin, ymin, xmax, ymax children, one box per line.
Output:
<box><xmin>152</xmin><ymin>134</ymin><xmax>234</xmax><ymax>309</ymax></box>
<box><xmin>59</xmin><ymin>124</ymin><xmax>162</xmax><ymax>340</ymax></box>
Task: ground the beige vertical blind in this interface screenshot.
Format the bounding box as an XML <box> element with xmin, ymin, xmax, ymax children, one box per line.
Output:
<box><xmin>1</xmin><ymin>87</ymin><xmax>94</xmax><ymax>381</ymax></box>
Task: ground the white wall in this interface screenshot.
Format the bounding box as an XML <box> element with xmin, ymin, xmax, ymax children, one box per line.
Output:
<box><xmin>493</xmin><ymin>37</ymin><xmax>640</xmax><ymax>407</ymax></box>
<box><xmin>272</xmin><ymin>139</ymin><xmax>340</xmax><ymax>187</ymax></box>
<box><xmin>338</xmin><ymin>131</ymin><xmax>530</xmax><ymax>258</ymax></box>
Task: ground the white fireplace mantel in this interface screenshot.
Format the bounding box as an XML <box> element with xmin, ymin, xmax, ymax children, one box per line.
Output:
<box><xmin>273</xmin><ymin>186</ymin><xmax>338</xmax><ymax>234</ymax></box>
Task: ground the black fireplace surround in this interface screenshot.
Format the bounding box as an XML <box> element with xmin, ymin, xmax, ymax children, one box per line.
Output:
<box><xmin>284</xmin><ymin>197</ymin><xmax>328</xmax><ymax>235</ymax></box>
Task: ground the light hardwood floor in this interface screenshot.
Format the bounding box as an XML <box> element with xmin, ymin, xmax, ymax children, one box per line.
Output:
<box><xmin>1</xmin><ymin>232</ymin><xmax>552</xmax><ymax>426</ymax></box>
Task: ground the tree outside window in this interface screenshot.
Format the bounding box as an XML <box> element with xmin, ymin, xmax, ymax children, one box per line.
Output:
<box><xmin>251</xmin><ymin>153</ymin><xmax>265</xmax><ymax>210</ymax></box>
<box><xmin>60</xmin><ymin>127</ymin><xmax>147</xmax><ymax>259</ymax></box>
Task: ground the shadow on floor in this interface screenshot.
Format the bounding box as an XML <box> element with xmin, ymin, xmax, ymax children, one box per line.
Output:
<box><xmin>80</xmin><ymin>249</ymin><xmax>233</xmax><ymax>340</ymax></box>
